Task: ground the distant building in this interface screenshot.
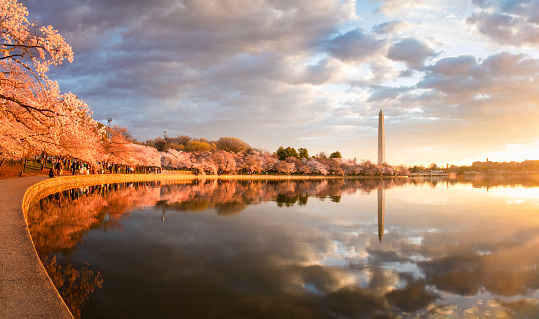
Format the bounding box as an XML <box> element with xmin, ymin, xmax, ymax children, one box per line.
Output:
<box><xmin>378</xmin><ymin>109</ymin><xmax>385</xmax><ymax>164</ymax></box>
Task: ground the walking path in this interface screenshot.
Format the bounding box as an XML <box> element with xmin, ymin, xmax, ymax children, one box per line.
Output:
<box><xmin>0</xmin><ymin>175</ymin><xmax>73</xmax><ymax>319</ymax></box>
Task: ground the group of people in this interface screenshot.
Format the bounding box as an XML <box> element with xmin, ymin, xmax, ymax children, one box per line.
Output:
<box><xmin>49</xmin><ymin>160</ymin><xmax>93</xmax><ymax>177</ymax></box>
<box><xmin>105</xmin><ymin>164</ymin><xmax>137</xmax><ymax>174</ymax></box>
<box><xmin>47</xmin><ymin>158</ymin><xmax>161</xmax><ymax>178</ymax></box>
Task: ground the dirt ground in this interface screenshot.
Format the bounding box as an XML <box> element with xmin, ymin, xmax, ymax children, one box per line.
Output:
<box><xmin>0</xmin><ymin>161</ymin><xmax>50</xmax><ymax>180</ymax></box>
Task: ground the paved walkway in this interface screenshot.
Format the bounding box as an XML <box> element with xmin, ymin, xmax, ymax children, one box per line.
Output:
<box><xmin>0</xmin><ymin>176</ymin><xmax>73</xmax><ymax>319</ymax></box>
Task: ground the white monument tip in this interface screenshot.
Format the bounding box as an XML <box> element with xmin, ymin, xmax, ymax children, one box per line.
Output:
<box><xmin>378</xmin><ymin>109</ymin><xmax>385</xmax><ymax>164</ymax></box>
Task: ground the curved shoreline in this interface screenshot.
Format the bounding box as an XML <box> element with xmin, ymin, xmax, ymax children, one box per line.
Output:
<box><xmin>0</xmin><ymin>175</ymin><xmax>73</xmax><ymax>319</ymax></box>
<box><xmin>23</xmin><ymin>173</ymin><xmax>403</xmax><ymax>213</ymax></box>
<box><xmin>1</xmin><ymin>173</ymin><xmax>401</xmax><ymax>318</ymax></box>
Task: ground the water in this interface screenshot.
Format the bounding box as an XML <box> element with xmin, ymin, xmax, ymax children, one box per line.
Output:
<box><xmin>27</xmin><ymin>176</ymin><xmax>539</xmax><ymax>318</ymax></box>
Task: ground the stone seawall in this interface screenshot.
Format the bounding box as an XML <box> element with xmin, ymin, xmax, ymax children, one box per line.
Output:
<box><xmin>23</xmin><ymin>173</ymin><xmax>195</xmax><ymax>214</ymax></box>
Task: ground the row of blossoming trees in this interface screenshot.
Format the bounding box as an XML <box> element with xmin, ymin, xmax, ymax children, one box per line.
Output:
<box><xmin>162</xmin><ymin>148</ymin><xmax>409</xmax><ymax>176</ymax></box>
<box><xmin>0</xmin><ymin>0</ymin><xmax>161</xmax><ymax>173</ymax></box>
<box><xmin>0</xmin><ymin>0</ymin><xmax>406</xmax><ymax>177</ymax></box>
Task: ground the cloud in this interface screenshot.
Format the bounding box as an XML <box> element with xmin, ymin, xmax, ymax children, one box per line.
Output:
<box><xmin>373</xmin><ymin>20</ymin><xmax>409</xmax><ymax>34</ymax></box>
<box><xmin>429</xmin><ymin>55</ymin><xmax>481</xmax><ymax>77</ymax></box>
<box><xmin>387</xmin><ymin>38</ymin><xmax>436</xmax><ymax>70</ymax></box>
<box><xmin>467</xmin><ymin>0</ymin><xmax>539</xmax><ymax>46</ymax></box>
<box><xmin>323</xmin><ymin>28</ymin><xmax>386</xmax><ymax>63</ymax></box>
<box><xmin>26</xmin><ymin>0</ymin><xmax>359</xmax><ymax>140</ymax></box>
<box><xmin>367</xmin><ymin>85</ymin><xmax>410</xmax><ymax>102</ymax></box>
<box><xmin>420</xmin><ymin>52</ymin><xmax>539</xmax><ymax>98</ymax></box>
<box><xmin>374</xmin><ymin>0</ymin><xmax>427</xmax><ymax>16</ymax></box>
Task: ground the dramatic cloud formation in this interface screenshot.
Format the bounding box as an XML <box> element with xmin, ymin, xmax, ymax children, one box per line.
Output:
<box><xmin>467</xmin><ymin>0</ymin><xmax>539</xmax><ymax>46</ymax></box>
<box><xmin>25</xmin><ymin>0</ymin><xmax>539</xmax><ymax>165</ymax></box>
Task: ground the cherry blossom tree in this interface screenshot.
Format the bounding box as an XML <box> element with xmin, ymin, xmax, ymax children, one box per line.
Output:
<box><xmin>285</xmin><ymin>157</ymin><xmax>300</xmax><ymax>172</ymax></box>
<box><xmin>297</xmin><ymin>159</ymin><xmax>313</xmax><ymax>175</ymax></box>
<box><xmin>242</xmin><ymin>152</ymin><xmax>263</xmax><ymax>174</ymax></box>
<box><xmin>101</xmin><ymin>126</ymin><xmax>135</xmax><ymax>165</ymax></box>
<box><xmin>260</xmin><ymin>152</ymin><xmax>277</xmax><ymax>173</ymax></box>
<box><xmin>360</xmin><ymin>160</ymin><xmax>376</xmax><ymax>176</ymax></box>
<box><xmin>0</xmin><ymin>0</ymin><xmax>104</xmax><ymax>171</ymax></box>
<box><xmin>0</xmin><ymin>0</ymin><xmax>72</xmax><ymax>128</ymax></box>
<box><xmin>340</xmin><ymin>159</ymin><xmax>360</xmax><ymax>175</ymax></box>
<box><xmin>211</xmin><ymin>151</ymin><xmax>238</xmax><ymax>174</ymax></box>
<box><xmin>275</xmin><ymin>160</ymin><xmax>296</xmax><ymax>175</ymax></box>
<box><xmin>54</xmin><ymin>95</ymin><xmax>103</xmax><ymax>166</ymax></box>
<box><xmin>130</xmin><ymin>144</ymin><xmax>161</xmax><ymax>167</ymax></box>
<box><xmin>305</xmin><ymin>158</ymin><xmax>329</xmax><ymax>175</ymax></box>
<box><xmin>192</xmin><ymin>152</ymin><xmax>217</xmax><ymax>175</ymax></box>
<box><xmin>161</xmin><ymin>149</ymin><xmax>192</xmax><ymax>169</ymax></box>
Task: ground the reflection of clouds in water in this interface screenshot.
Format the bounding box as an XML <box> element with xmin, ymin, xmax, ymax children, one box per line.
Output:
<box><xmin>319</xmin><ymin>240</ymin><xmax>368</xmax><ymax>267</ymax></box>
<box><xmin>408</xmin><ymin>235</ymin><xmax>423</xmax><ymax>245</ymax></box>
<box><xmin>507</xmin><ymin>200</ymin><xmax>526</xmax><ymax>204</ymax></box>
<box><xmin>381</xmin><ymin>261</ymin><xmax>425</xmax><ymax>282</ymax></box>
<box><xmin>490</xmin><ymin>188</ymin><xmax>539</xmax><ymax>206</ymax></box>
<box><xmin>409</xmin><ymin>254</ymin><xmax>431</xmax><ymax>262</ymax></box>
<box><xmin>29</xmin><ymin>177</ymin><xmax>539</xmax><ymax>318</ymax></box>
<box><xmin>432</xmin><ymin>291</ymin><xmax>519</xmax><ymax>318</ymax></box>
<box><xmin>405</xmin><ymin>197</ymin><xmax>451</xmax><ymax>205</ymax></box>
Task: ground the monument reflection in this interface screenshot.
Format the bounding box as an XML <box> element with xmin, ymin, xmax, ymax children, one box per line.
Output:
<box><xmin>378</xmin><ymin>188</ymin><xmax>385</xmax><ymax>242</ymax></box>
<box><xmin>27</xmin><ymin>176</ymin><xmax>539</xmax><ymax>319</ymax></box>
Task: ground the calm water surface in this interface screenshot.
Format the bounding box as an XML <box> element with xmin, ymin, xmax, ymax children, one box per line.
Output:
<box><xmin>27</xmin><ymin>176</ymin><xmax>539</xmax><ymax>318</ymax></box>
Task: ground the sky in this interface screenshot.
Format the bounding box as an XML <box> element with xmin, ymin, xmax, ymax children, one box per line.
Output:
<box><xmin>23</xmin><ymin>0</ymin><xmax>539</xmax><ymax>166</ymax></box>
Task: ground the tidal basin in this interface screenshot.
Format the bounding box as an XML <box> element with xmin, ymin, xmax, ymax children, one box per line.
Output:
<box><xmin>27</xmin><ymin>176</ymin><xmax>539</xmax><ymax>318</ymax></box>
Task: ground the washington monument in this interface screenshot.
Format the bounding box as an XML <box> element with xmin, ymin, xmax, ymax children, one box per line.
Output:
<box><xmin>378</xmin><ymin>109</ymin><xmax>385</xmax><ymax>164</ymax></box>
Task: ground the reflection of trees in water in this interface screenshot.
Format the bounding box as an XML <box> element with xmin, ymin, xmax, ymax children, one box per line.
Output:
<box><xmin>458</xmin><ymin>174</ymin><xmax>539</xmax><ymax>188</ymax></box>
<box><xmin>27</xmin><ymin>182</ymin><xmax>167</xmax><ymax>317</ymax></box>
<box><xmin>215</xmin><ymin>201</ymin><xmax>248</xmax><ymax>216</ymax></box>
<box><xmin>27</xmin><ymin>179</ymin><xmax>420</xmax><ymax>246</ymax></box>
<box><xmin>276</xmin><ymin>194</ymin><xmax>309</xmax><ymax>207</ymax></box>
<box><xmin>27</xmin><ymin>177</ymin><xmax>539</xmax><ymax>318</ymax></box>
<box><xmin>44</xmin><ymin>256</ymin><xmax>103</xmax><ymax>319</ymax></box>
<box><xmin>409</xmin><ymin>175</ymin><xmax>539</xmax><ymax>189</ymax></box>
<box><xmin>27</xmin><ymin>182</ymin><xmax>166</xmax><ymax>258</ymax></box>
<box><xmin>157</xmin><ymin>179</ymin><xmax>410</xmax><ymax>213</ymax></box>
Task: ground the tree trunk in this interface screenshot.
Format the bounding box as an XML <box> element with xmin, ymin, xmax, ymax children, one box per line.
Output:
<box><xmin>0</xmin><ymin>158</ymin><xmax>5</xmax><ymax>172</ymax></box>
<box><xmin>40</xmin><ymin>151</ymin><xmax>47</xmax><ymax>171</ymax></box>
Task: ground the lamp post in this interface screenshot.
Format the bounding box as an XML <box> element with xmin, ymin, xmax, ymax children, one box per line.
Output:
<box><xmin>163</xmin><ymin>131</ymin><xmax>167</xmax><ymax>152</ymax></box>
<box><xmin>107</xmin><ymin>118</ymin><xmax>112</xmax><ymax>140</ymax></box>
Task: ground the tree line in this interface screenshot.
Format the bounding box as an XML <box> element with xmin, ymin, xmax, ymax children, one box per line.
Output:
<box><xmin>143</xmin><ymin>134</ymin><xmax>407</xmax><ymax>176</ymax></box>
<box><xmin>161</xmin><ymin>147</ymin><xmax>408</xmax><ymax>176</ymax></box>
